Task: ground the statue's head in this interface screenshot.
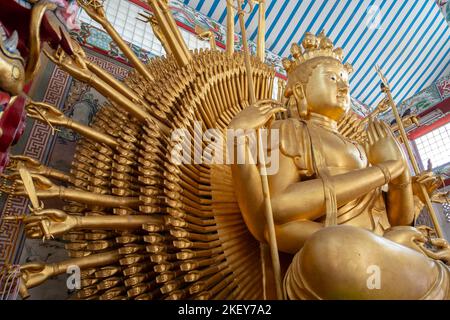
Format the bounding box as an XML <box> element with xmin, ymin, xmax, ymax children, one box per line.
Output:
<box><xmin>283</xmin><ymin>31</ymin><xmax>353</xmax><ymax>121</ymax></box>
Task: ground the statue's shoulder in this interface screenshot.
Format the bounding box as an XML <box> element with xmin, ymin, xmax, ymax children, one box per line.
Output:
<box><xmin>270</xmin><ymin>118</ymin><xmax>314</xmax><ymax>176</ymax></box>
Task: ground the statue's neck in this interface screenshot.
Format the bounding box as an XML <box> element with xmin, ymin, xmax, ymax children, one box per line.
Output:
<box><xmin>308</xmin><ymin>113</ymin><xmax>338</xmax><ymax>133</ymax></box>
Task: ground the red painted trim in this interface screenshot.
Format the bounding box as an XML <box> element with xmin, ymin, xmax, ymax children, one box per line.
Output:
<box><xmin>418</xmin><ymin>97</ymin><xmax>450</xmax><ymax>118</ymax></box>
<box><xmin>408</xmin><ymin>113</ymin><xmax>450</xmax><ymax>140</ymax></box>
<box><xmin>128</xmin><ymin>0</ymin><xmax>151</xmax><ymax>10</ymax></box>
<box><xmin>444</xmin><ymin>178</ymin><xmax>450</xmax><ymax>187</ymax></box>
<box><xmin>408</xmin><ymin>98</ymin><xmax>450</xmax><ymax>140</ymax></box>
<box><xmin>126</xmin><ymin>0</ymin><xmax>228</xmax><ymax>49</ymax></box>
<box><xmin>23</xmin><ymin>81</ymin><xmax>32</xmax><ymax>94</ymax></box>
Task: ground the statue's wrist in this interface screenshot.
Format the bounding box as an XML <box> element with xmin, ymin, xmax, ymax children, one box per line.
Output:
<box><xmin>389</xmin><ymin>179</ymin><xmax>411</xmax><ymax>189</ymax></box>
<box><xmin>58</xmin><ymin>187</ymin><xmax>66</xmax><ymax>200</ymax></box>
<box><xmin>373</xmin><ymin>163</ymin><xmax>391</xmax><ymax>185</ymax></box>
<box><xmin>75</xmin><ymin>216</ymin><xmax>83</xmax><ymax>229</ymax></box>
<box><xmin>390</xmin><ymin>170</ymin><xmax>412</xmax><ymax>188</ymax></box>
<box><xmin>65</xmin><ymin>117</ymin><xmax>73</xmax><ymax>128</ymax></box>
<box><xmin>49</xmin><ymin>264</ymin><xmax>58</xmax><ymax>277</ymax></box>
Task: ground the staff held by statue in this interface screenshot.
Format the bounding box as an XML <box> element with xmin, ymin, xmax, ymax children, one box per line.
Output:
<box><xmin>233</xmin><ymin>0</ymin><xmax>283</xmax><ymax>299</ymax></box>
<box><xmin>375</xmin><ymin>65</ymin><xmax>444</xmax><ymax>239</ymax></box>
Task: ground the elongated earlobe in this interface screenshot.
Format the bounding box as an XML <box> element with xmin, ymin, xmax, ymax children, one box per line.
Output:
<box><xmin>293</xmin><ymin>83</ymin><xmax>308</xmax><ymax>118</ymax></box>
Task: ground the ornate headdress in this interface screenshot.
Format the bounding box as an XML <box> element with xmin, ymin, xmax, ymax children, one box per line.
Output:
<box><xmin>283</xmin><ymin>31</ymin><xmax>353</xmax><ymax>97</ymax></box>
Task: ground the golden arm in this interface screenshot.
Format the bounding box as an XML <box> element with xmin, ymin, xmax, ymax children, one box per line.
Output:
<box><xmin>67</xmin><ymin>118</ymin><xmax>118</xmax><ymax>148</ymax></box>
<box><xmin>19</xmin><ymin>210</ymin><xmax>163</xmax><ymax>239</ymax></box>
<box><xmin>386</xmin><ymin>169</ymin><xmax>415</xmax><ymax>226</ymax></box>
<box><xmin>12</xmin><ymin>173</ymin><xmax>141</xmax><ymax>208</ymax></box>
<box><xmin>271</xmin><ymin>162</ymin><xmax>403</xmax><ymax>224</ymax></box>
<box><xmin>18</xmin><ymin>250</ymin><xmax>120</xmax><ymax>299</ymax></box>
<box><xmin>77</xmin><ymin>215</ymin><xmax>161</xmax><ymax>230</ymax></box>
<box><xmin>26</xmin><ymin>101</ymin><xmax>118</xmax><ymax>148</ymax></box>
<box><xmin>231</xmin><ymin>140</ymin><xmax>404</xmax><ymax>227</ymax></box>
<box><xmin>8</xmin><ymin>155</ymin><xmax>71</xmax><ymax>183</ymax></box>
<box><xmin>58</xmin><ymin>187</ymin><xmax>141</xmax><ymax>208</ymax></box>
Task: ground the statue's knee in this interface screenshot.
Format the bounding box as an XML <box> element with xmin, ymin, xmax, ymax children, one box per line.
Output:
<box><xmin>301</xmin><ymin>225</ymin><xmax>357</xmax><ymax>274</ymax></box>
<box><xmin>295</xmin><ymin>226</ymin><xmax>376</xmax><ymax>299</ymax></box>
<box><xmin>290</xmin><ymin>225</ymin><xmax>440</xmax><ymax>299</ymax></box>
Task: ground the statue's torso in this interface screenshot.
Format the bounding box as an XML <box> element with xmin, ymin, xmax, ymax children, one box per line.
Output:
<box><xmin>270</xmin><ymin>118</ymin><xmax>390</xmax><ymax>234</ymax></box>
<box><xmin>308</xmin><ymin>123</ymin><xmax>367</xmax><ymax>175</ymax></box>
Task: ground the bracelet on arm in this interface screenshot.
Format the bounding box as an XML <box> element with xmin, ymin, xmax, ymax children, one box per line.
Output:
<box><xmin>58</xmin><ymin>186</ymin><xmax>66</xmax><ymax>200</ymax></box>
<box><xmin>389</xmin><ymin>179</ymin><xmax>412</xmax><ymax>189</ymax></box>
<box><xmin>373</xmin><ymin>164</ymin><xmax>391</xmax><ymax>185</ymax></box>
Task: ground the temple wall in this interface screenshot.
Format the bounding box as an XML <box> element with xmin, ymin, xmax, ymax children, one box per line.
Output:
<box><xmin>0</xmin><ymin>47</ymin><xmax>130</xmax><ymax>298</ymax></box>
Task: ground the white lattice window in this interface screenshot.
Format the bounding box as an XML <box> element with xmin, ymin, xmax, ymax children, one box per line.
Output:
<box><xmin>414</xmin><ymin>123</ymin><xmax>450</xmax><ymax>170</ymax></box>
<box><xmin>180</xmin><ymin>28</ymin><xmax>210</xmax><ymax>51</ymax></box>
<box><xmin>77</xmin><ymin>0</ymin><xmax>211</xmax><ymax>56</ymax></box>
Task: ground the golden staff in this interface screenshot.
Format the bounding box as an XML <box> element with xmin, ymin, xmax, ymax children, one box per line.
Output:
<box><xmin>375</xmin><ymin>65</ymin><xmax>444</xmax><ymax>238</ymax></box>
<box><xmin>226</xmin><ymin>0</ymin><xmax>235</xmax><ymax>56</ymax></box>
<box><xmin>255</xmin><ymin>0</ymin><xmax>266</xmax><ymax>62</ymax></box>
<box><xmin>235</xmin><ymin>0</ymin><xmax>283</xmax><ymax>299</ymax></box>
<box><xmin>11</xmin><ymin>165</ymin><xmax>53</xmax><ymax>241</ymax></box>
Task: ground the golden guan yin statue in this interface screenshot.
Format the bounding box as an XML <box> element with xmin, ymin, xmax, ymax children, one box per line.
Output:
<box><xmin>0</xmin><ymin>0</ymin><xmax>449</xmax><ymax>300</ymax></box>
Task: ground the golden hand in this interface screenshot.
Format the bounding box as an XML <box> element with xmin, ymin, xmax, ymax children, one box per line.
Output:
<box><xmin>26</xmin><ymin>101</ymin><xmax>68</xmax><ymax>127</ymax></box>
<box><xmin>8</xmin><ymin>155</ymin><xmax>43</xmax><ymax>172</ymax></box>
<box><xmin>416</xmin><ymin>235</ymin><xmax>450</xmax><ymax>265</ymax></box>
<box><xmin>45</xmin><ymin>46</ymin><xmax>87</xmax><ymax>71</ymax></box>
<box><xmin>412</xmin><ymin>171</ymin><xmax>443</xmax><ymax>203</ymax></box>
<box><xmin>22</xmin><ymin>209</ymin><xmax>78</xmax><ymax>239</ymax></box>
<box><xmin>383</xmin><ymin>226</ymin><xmax>428</xmax><ymax>253</ymax></box>
<box><xmin>431</xmin><ymin>191</ymin><xmax>450</xmax><ymax>204</ymax></box>
<box><xmin>5</xmin><ymin>155</ymin><xmax>72</xmax><ymax>184</ymax></box>
<box><xmin>228</xmin><ymin>100</ymin><xmax>286</xmax><ymax>130</ymax></box>
<box><xmin>76</xmin><ymin>0</ymin><xmax>106</xmax><ymax>24</ymax></box>
<box><xmin>365</xmin><ymin>119</ymin><xmax>405</xmax><ymax>165</ymax></box>
<box><xmin>20</xmin><ymin>262</ymin><xmax>55</xmax><ymax>292</ymax></box>
<box><xmin>17</xmin><ymin>250</ymin><xmax>121</xmax><ymax>298</ymax></box>
<box><xmin>13</xmin><ymin>173</ymin><xmax>60</xmax><ymax>199</ymax></box>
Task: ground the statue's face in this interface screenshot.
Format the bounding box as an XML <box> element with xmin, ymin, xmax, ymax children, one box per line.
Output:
<box><xmin>304</xmin><ymin>62</ymin><xmax>350</xmax><ymax>121</ymax></box>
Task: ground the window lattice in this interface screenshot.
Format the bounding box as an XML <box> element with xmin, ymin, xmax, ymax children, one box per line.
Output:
<box><xmin>77</xmin><ymin>0</ymin><xmax>284</xmax><ymax>99</ymax></box>
<box><xmin>77</xmin><ymin>0</ymin><xmax>210</xmax><ymax>56</ymax></box>
<box><xmin>414</xmin><ymin>123</ymin><xmax>450</xmax><ymax>170</ymax></box>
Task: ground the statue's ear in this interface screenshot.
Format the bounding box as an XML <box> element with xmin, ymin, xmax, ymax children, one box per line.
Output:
<box><xmin>292</xmin><ymin>82</ymin><xmax>308</xmax><ymax>118</ymax></box>
<box><xmin>292</xmin><ymin>82</ymin><xmax>305</xmax><ymax>100</ymax></box>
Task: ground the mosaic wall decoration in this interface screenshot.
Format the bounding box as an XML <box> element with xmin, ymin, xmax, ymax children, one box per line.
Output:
<box><xmin>379</xmin><ymin>73</ymin><xmax>450</xmax><ymax>124</ymax></box>
<box><xmin>71</xmin><ymin>22</ymin><xmax>156</xmax><ymax>64</ymax></box>
<box><xmin>0</xmin><ymin>50</ymin><xmax>130</xmax><ymax>265</ymax></box>
<box><xmin>47</xmin><ymin>54</ymin><xmax>130</xmax><ymax>174</ymax></box>
<box><xmin>74</xmin><ymin>0</ymin><xmax>286</xmax><ymax>75</ymax></box>
<box><xmin>0</xmin><ymin>64</ymin><xmax>71</xmax><ymax>265</ymax></box>
<box><xmin>436</xmin><ymin>75</ymin><xmax>450</xmax><ymax>100</ymax></box>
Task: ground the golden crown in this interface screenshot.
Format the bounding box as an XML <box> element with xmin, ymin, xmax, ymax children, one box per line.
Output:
<box><xmin>282</xmin><ymin>31</ymin><xmax>352</xmax><ymax>75</ymax></box>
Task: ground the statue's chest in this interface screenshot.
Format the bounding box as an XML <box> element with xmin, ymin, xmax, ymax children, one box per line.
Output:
<box><xmin>318</xmin><ymin>130</ymin><xmax>367</xmax><ymax>171</ymax></box>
